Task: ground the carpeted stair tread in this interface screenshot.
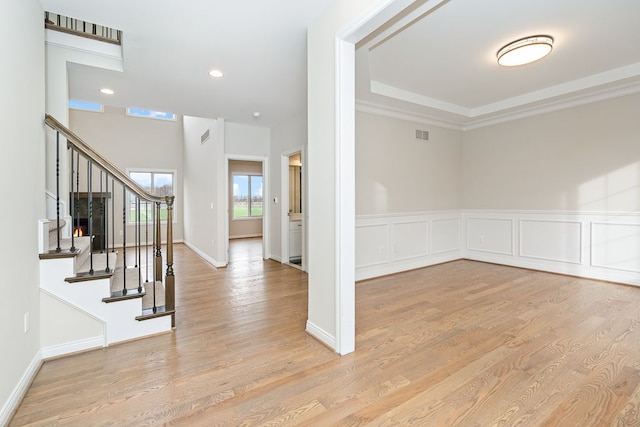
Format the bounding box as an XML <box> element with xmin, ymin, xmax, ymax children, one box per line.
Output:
<box><xmin>109</xmin><ymin>266</ymin><xmax>165</xmax><ymax>310</ymax></box>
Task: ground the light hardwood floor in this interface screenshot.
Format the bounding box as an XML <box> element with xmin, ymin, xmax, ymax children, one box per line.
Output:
<box><xmin>11</xmin><ymin>239</ymin><xmax>640</xmax><ymax>426</ymax></box>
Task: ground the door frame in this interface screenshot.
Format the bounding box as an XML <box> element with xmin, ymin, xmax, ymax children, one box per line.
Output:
<box><xmin>281</xmin><ymin>146</ymin><xmax>306</xmax><ymax>270</ymax></box>
<box><xmin>224</xmin><ymin>154</ymin><xmax>270</xmax><ymax>260</ymax></box>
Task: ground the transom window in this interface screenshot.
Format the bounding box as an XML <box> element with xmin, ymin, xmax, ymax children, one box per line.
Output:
<box><xmin>233</xmin><ymin>174</ymin><xmax>263</xmax><ymax>219</ymax></box>
<box><xmin>126</xmin><ymin>107</ymin><xmax>176</xmax><ymax>121</ymax></box>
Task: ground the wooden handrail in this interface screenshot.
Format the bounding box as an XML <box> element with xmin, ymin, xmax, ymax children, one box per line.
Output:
<box><xmin>45</xmin><ymin>114</ymin><xmax>164</xmax><ymax>204</ymax></box>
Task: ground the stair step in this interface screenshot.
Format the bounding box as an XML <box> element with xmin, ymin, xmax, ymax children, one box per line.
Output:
<box><xmin>40</xmin><ymin>235</ymin><xmax>91</xmax><ymax>260</ymax></box>
<box><xmin>77</xmin><ymin>251</ymin><xmax>118</xmax><ymax>275</ymax></box>
<box><xmin>136</xmin><ymin>306</ymin><xmax>175</xmax><ymax>321</ymax></box>
<box><xmin>103</xmin><ymin>287</ymin><xmax>145</xmax><ymax>303</ymax></box>
<box><xmin>66</xmin><ymin>270</ymin><xmax>114</xmax><ymax>283</ymax></box>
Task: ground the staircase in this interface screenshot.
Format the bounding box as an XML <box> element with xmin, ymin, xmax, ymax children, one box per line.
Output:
<box><xmin>40</xmin><ymin>115</ymin><xmax>176</xmax><ymax>352</ymax></box>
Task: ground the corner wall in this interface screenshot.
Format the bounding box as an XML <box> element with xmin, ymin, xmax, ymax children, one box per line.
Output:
<box><xmin>0</xmin><ymin>0</ymin><xmax>45</xmax><ymax>423</ymax></box>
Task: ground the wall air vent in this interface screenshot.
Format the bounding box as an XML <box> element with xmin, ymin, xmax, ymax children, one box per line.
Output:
<box><xmin>201</xmin><ymin>129</ymin><xmax>210</xmax><ymax>144</ymax></box>
<box><xmin>415</xmin><ymin>129</ymin><xmax>429</xmax><ymax>141</ymax></box>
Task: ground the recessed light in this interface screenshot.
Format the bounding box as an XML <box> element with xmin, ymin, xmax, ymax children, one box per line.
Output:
<box><xmin>497</xmin><ymin>35</ymin><xmax>554</xmax><ymax>67</ymax></box>
<box><xmin>99</xmin><ymin>88</ymin><xmax>114</xmax><ymax>95</ymax></box>
<box><xmin>209</xmin><ymin>69</ymin><xmax>224</xmax><ymax>78</ymax></box>
<box><xmin>253</xmin><ymin>112</ymin><xmax>261</xmax><ymax>118</ymax></box>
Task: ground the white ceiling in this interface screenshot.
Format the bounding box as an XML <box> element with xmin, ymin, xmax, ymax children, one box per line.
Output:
<box><xmin>42</xmin><ymin>0</ymin><xmax>640</xmax><ymax>130</ymax></box>
<box><xmin>41</xmin><ymin>0</ymin><xmax>335</xmax><ymax>127</ymax></box>
<box><xmin>357</xmin><ymin>0</ymin><xmax>640</xmax><ymax>129</ymax></box>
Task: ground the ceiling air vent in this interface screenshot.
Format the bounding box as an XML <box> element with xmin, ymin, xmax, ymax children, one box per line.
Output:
<box><xmin>201</xmin><ymin>129</ymin><xmax>210</xmax><ymax>144</ymax></box>
<box><xmin>415</xmin><ymin>129</ymin><xmax>429</xmax><ymax>141</ymax></box>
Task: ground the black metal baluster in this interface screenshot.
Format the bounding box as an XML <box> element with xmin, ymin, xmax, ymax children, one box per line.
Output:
<box><xmin>69</xmin><ymin>146</ymin><xmax>76</xmax><ymax>253</ymax></box>
<box><xmin>111</xmin><ymin>178</ymin><xmax>115</xmax><ymax>253</ymax></box>
<box><xmin>99</xmin><ymin>171</ymin><xmax>103</xmax><ymax>254</ymax></box>
<box><xmin>152</xmin><ymin>203</ymin><xmax>157</xmax><ymax>313</ymax></box>
<box><xmin>122</xmin><ymin>183</ymin><xmax>127</xmax><ymax>295</ymax></box>
<box><xmin>55</xmin><ymin>132</ymin><xmax>61</xmax><ymax>253</ymax></box>
<box><xmin>137</xmin><ymin>197</ymin><xmax>142</xmax><ymax>293</ymax></box>
<box><xmin>145</xmin><ymin>201</ymin><xmax>149</xmax><ymax>283</ymax></box>
<box><xmin>75</xmin><ymin>152</ymin><xmax>80</xmax><ymax>239</ymax></box>
<box><xmin>104</xmin><ymin>172</ymin><xmax>110</xmax><ymax>273</ymax></box>
<box><xmin>87</xmin><ymin>160</ymin><xmax>94</xmax><ymax>275</ymax></box>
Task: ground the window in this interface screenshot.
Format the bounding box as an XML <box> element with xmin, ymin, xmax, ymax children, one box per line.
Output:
<box><xmin>233</xmin><ymin>174</ymin><xmax>263</xmax><ymax>219</ymax></box>
<box><xmin>68</xmin><ymin>99</ymin><xmax>103</xmax><ymax>112</ymax></box>
<box><xmin>126</xmin><ymin>107</ymin><xmax>176</xmax><ymax>121</ymax></box>
<box><xmin>128</xmin><ymin>170</ymin><xmax>175</xmax><ymax>222</ymax></box>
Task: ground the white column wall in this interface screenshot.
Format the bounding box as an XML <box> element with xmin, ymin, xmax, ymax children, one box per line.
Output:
<box><xmin>0</xmin><ymin>0</ymin><xmax>45</xmax><ymax>423</ymax></box>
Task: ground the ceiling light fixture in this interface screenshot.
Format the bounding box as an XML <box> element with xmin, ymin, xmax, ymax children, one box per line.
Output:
<box><xmin>99</xmin><ymin>88</ymin><xmax>114</xmax><ymax>95</ymax></box>
<box><xmin>252</xmin><ymin>112</ymin><xmax>261</xmax><ymax>118</ymax></box>
<box><xmin>209</xmin><ymin>69</ymin><xmax>224</xmax><ymax>78</ymax></box>
<box><xmin>497</xmin><ymin>35</ymin><xmax>553</xmax><ymax>67</ymax></box>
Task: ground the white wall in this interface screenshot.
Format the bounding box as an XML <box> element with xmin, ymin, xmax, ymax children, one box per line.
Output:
<box><xmin>308</xmin><ymin>0</ymin><xmax>402</xmax><ymax>354</ymax></box>
<box><xmin>0</xmin><ymin>0</ymin><xmax>45</xmax><ymax>423</ymax></box>
<box><xmin>70</xmin><ymin>106</ymin><xmax>185</xmax><ymax>243</ymax></box>
<box><xmin>225</xmin><ymin>122</ymin><xmax>270</xmax><ymax>157</ymax></box>
<box><xmin>183</xmin><ymin>116</ymin><xmax>226</xmax><ymax>267</ymax></box>
<box><xmin>228</xmin><ymin>160</ymin><xmax>263</xmax><ymax>239</ymax></box>
<box><xmin>356</xmin><ymin>111</ymin><xmax>463</xmax><ymax>214</ymax></box>
<box><xmin>462</xmin><ymin>93</ymin><xmax>640</xmax><ymax>212</ymax></box>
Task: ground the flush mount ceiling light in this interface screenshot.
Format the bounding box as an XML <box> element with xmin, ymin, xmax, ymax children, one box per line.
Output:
<box><xmin>99</xmin><ymin>88</ymin><xmax>114</xmax><ymax>95</ymax></box>
<box><xmin>497</xmin><ymin>35</ymin><xmax>553</xmax><ymax>67</ymax></box>
<box><xmin>209</xmin><ymin>69</ymin><xmax>224</xmax><ymax>78</ymax></box>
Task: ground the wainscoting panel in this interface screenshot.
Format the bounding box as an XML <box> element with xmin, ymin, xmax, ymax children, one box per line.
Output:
<box><xmin>355</xmin><ymin>212</ymin><xmax>462</xmax><ymax>281</ymax></box>
<box><xmin>591</xmin><ymin>222</ymin><xmax>640</xmax><ymax>273</ymax></box>
<box><xmin>392</xmin><ymin>220</ymin><xmax>429</xmax><ymax>261</ymax></box>
<box><xmin>357</xmin><ymin>210</ymin><xmax>640</xmax><ymax>286</ymax></box>
<box><xmin>431</xmin><ymin>217</ymin><xmax>461</xmax><ymax>254</ymax></box>
<box><xmin>355</xmin><ymin>223</ymin><xmax>389</xmax><ymax>268</ymax></box>
<box><xmin>466</xmin><ymin>217</ymin><xmax>513</xmax><ymax>255</ymax></box>
<box><xmin>519</xmin><ymin>219</ymin><xmax>582</xmax><ymax>264</ymax></box>
<box><xmin>464</xmin><ymin>211</ymin><xmax>640</xmax><ymax>286</ymax></box>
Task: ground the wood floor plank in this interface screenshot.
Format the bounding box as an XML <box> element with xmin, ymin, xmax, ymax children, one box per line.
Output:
<box><xmin>11</xmin><ymin>240</ymin><xmax>640</xmax><ymax>425</ymax></box>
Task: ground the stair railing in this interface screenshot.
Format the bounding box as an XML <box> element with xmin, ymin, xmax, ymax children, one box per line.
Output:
<box><xmin>45</xmin><ymin>114</ymin><xmax>175</xmax><ymax>326</ymax></box>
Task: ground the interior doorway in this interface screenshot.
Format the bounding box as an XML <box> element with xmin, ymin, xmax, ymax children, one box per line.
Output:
<box><xmin>226</xmin><ymin>156</ymin><xmax>269</xmax><ymax>262</ymax></box>
<box><xmin>281</xmin><ymin>147</ymin><xmax>305</xmax><ymax>270</ymax></box>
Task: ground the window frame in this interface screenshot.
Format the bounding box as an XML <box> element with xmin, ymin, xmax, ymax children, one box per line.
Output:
<box><xmin>126</xmin><ymin>168</ymin><xmax>177</xmax><ymax>224</ymax></box>
<box><xmin>232</xmin><ymin>173</ymin><xmax>263</xmax><ymax>220</ymax></box>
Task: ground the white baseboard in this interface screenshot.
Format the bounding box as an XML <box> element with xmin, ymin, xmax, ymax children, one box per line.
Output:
<box><xmin>270</xmin><ymin>254</ymin><xmax>282</xmax><ymax>263</ymax></box>
<box><xmin>306</xmin><ymin>320</ymin><xmax>336</xmax><ymax>351</ymax></box>
<box><xmin>41</xmin><ymin>336</ymin><xmax>104</xmax><ymax>360</ymax></box>
<box><xmin>229</xmin><ymin>234</ymin><xmax>263</xmax><ymax>239</ymax></box>
<box><xmin>183</xmin><ymin>240</ymin><xmax>226</xmax><ymax>268</ymax></box>
<box><xmin>0</xmin><ymin>351</ymin><xmax>42</xmax><ymax>426</ymax></box>
<box><xmin>356</xmin><ymin>251</ymin><xmax>461</xmax><ymax>281</ymax></box>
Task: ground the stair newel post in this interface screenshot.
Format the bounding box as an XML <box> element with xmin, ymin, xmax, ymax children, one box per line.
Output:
<box><xmin>122</xmin><ymin>182</ymin><xmax>127</xmax><ymax>295</ymax></box>
<box><xmin>165</xmin><ymin>195</ymin><xmax>175</xmax><ymax>327</ymax></box>
<box><xmin>104</xmin><ymin>171</ymin><xmax>110</xmax><ymax>273</ymax></box>
<box><xmin>55</xmin><ymin>131</ymin><xmax>61</xmax><ymax>253</ymax></box>
<box><xmin>87</xmin><ymin>159</ymin><xmax>94</xmax><ymax>275</ymax></box>
<box><xmin>69</xmin><ymin>145</ymin><xmax>76</xmax><ymax>253</ymax></box>
<box><xmin>136</xmin><ymin>197</ymin><xmax>142</xmax><ymax>293</ymax></box>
